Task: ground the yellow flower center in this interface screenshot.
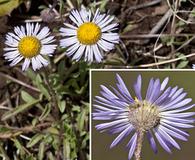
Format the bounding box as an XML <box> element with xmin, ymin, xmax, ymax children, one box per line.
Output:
<box><xmin>77</xmin><ymin>22</ymin><xmax>101</xmax><ymax>45</ymax></box>
<box><xmin>128</xmin><ymin>99</ymin><xmax>160</xmax><ymax>132</ymax></box>
<box><xmin>18</xmin><ymin>36</ymin><xmax>41</xmax><ymax>58</ymax></box>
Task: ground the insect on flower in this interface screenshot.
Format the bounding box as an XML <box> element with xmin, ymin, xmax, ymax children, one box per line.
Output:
<box><xmin>60</xmin><ymin>8</ymin><xmax>119</xmax><ymax>63</ymax></box>
<box><xmin>93</xmin><ymin>74</ymin><xmax>195</xmax><ymax>160</ymax></box>
<box><xmin>4</xmin><ymin>23</ymin><xmax>57</xmax><ymax>71</ymax></box>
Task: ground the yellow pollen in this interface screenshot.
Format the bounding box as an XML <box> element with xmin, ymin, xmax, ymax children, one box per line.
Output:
<box><xmin>134</xmin><ymin>97</ymin><xmax>139</xmax><ymax>104</ymax></box>
<box><xmin>18</xmin><ymin>36</ymin><xmax>41</xmax><ymax>58</ymax></box>
<box><xmin>77</xmin><ymin>22</ymin><xmax>101</xmax><ymax>45</ymax></box>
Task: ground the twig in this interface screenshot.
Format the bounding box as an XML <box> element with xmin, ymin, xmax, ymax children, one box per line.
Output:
<box><xmin>0</xmin><ymin>105</ymin><xmax>11</xmax><ymax>110</ymax></box>
<box><xmin>5</xmin><ymin>122</ymin><xmax>52</xmax><ymax>132</ymax></box>
<box><xmin>189</xmin><ymin>0</ymin><xmax>195</xmax><ymax>5</ymax></box>
<box><xmin>166</xmin><ymin>0</ymin><xmax>195</xmax><ymax>24</ymax></box>
<box><xmin>119</xmin><ymin>39</ymin><xmax>129</xmax><ymax>62</ymax></box>
<box><xmin>0</xmin><ymin>90</ymin><xmax>21</xmax><ymax>106</ymax></box>
<box><xmin>142</xmin><ymin>9</ymin><xmax>172</xmax><ymax>44</ymax></box>
<box><xmin>143</xmin><ymin>44</ymin><xmax>171</xmax><ymax>60</ymax></box>
<box><xmin>54</xmin><ymin>52</ymin><xmax>66</xmax><ymax>64</ymax></box>
<box><xmin>24</xmin><ymin>18</ymin><xmax>42</xmax><ymax>23</ymax></box>
<box><xmin>0</xmin><ymin>72</ymin><xmax>40</xmax><ymax>92</ymax></box>
<box><xmin>120</xmin><ymin>33</ymin><xmax>195</xmax><ymax>39</ymax></box>
<box><xmin>136</xmin><ymin>52</ymin><xmax>195</xmax><ymax>68</ymax></box>
<box><xmin>0</xmin><ymin>122</ymin><xmax>52</xmax><ymax>139</ymax></box>
<box><xmin>128</xmin><ymin>0</ymin><xmax>162</xmax><ymax>10</ymax></box>
<box><xmin>174</xmin><ymin>36</ymin><xmax>195</xmax><ymax>54</ymax></box>
<box><xmin>108</xmin><ymin>52</ymin><xmax>195</xmax><ymax>68</ymax></box>
<box><xmin>67</xmin><ymin>0</ymin><xmax>74</xmax><ymax>9</ymax></box>
<box><xmin>170</xmin><ymin>0</ymin><xmax>179</xmax><ymax>68</ymax></box>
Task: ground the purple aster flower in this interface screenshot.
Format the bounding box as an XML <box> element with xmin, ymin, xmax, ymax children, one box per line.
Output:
<box><xmin>93</xmin><ymin>74</ymin><xmax>195</xmax><ymax>160</ymax></box>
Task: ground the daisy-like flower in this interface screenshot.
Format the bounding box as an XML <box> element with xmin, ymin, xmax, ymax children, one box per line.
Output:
<box><xmin>93</xmin><ymin>74</ymin><xmax>195</xmax><ymax>160</ymax></box>
<box><xmin>4</xmin><ymin>23</ymin><xmax>57</xmax><ymax>71</ymax></box>
<box><xmin>60</xmin><ymin>8</ymin><xmax>119</xmax><ymax>62</ymax></box>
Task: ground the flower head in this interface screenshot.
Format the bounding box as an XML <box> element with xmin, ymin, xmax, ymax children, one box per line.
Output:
<box><xmin>93</xmin><ymin>74</ymin><xmax>195</xmax><ymax>160</ymax></box>
<box><xmin>4</xmin><ymin>23</ymin><xmax>57</xmax><ymax>71</ymax></box>
<box><xmin>60</xmin><ymin>8</ymin><xmax>119</xmax><ymax>63</ymax></box>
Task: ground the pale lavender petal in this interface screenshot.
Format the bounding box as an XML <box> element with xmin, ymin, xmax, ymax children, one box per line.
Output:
<box><xmin>127</xmin><ymin>133</ymin><xmax>137</xmax><ymax>160</ymax></box>
<box><xmin>159</xmin><ymin>125</ymin><xmax>187</xmax><ymax>141</ymax></box>
<box><xmin>154</xmin><ymin>128</ymin><xmax>172</xmax><ymax>153</ymax></box>
<box><xmin>160</xmin><ymin>77</ymin><xmax>169</xmax><ymax>91</ymax></box>
<box><xmin>116</xmin><ymin>74</ymin><xmax>134</xmax><ymax>103</ymax></box>
<box><xmin>133</xmin><ymin>75</ymin><xmax>142</xmax><ymax>100</ymax></box>
<box><xmin>158</xmin><ymin>125</ymin><xmax>180</xmax><ymax>149</ymax></box>
<box><xmin>147</xmin><ymin>131</ymin><xmax>157</xmax><ymax>154</ymax></box>
<box><xmin>110</xmin><ymin>125</ymin><xmax>133</xmax><ymax>148</ymax></box>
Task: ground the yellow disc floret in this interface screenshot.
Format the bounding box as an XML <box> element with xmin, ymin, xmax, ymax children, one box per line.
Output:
<box><xmin>77</xmin><ymin>22</ymin><xmax>101</xmax><ymax>45</ymax></box>
<box><xmin>18</xmin><ymin>36</ymin><xmax>41</xmax><ymax>58</ymax></box>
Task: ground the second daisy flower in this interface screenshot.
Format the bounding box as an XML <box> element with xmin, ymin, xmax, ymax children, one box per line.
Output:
<box><xmin>60</xmin><ymin>8</ymin><xmax>120</xmax><ymax>63</ymax></box>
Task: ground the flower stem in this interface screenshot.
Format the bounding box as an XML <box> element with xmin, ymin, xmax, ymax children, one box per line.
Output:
<box><xmin>43</xmin><ymin>67</ymin><xmax>59</xmax><ymax>119</ymax></box>
<box><xmin>43</xmin><ymin>67</ymin><xmax>62</xmax><ymax>160</ymax></box>
<box><xmin>134</xmin><ymin>131</ymin><xmax>144</xmax><ymax>160</ymax></box>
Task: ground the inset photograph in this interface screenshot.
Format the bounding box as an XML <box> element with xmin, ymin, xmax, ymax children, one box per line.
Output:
<box><xmin>90</xmin><ymin>70</ymin><xmax>195</xmax><ymax>160</ymax></box>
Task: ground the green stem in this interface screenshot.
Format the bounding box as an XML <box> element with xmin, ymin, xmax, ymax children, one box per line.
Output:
<box><xmin>43</xmin><ymin>68</ymin><xmax>62</xmax><ymax>160</ymax></box>
<box><xmin>43</xmin><ymin>68</ymin><xmax>59</xmax><ymax>119</ymax></box>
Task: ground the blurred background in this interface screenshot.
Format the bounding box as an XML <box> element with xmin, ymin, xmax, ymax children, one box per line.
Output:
<box><xmin>91</xmin><ymin>70</ymin><xmax>195</xmax><ymax>160</ymax></box>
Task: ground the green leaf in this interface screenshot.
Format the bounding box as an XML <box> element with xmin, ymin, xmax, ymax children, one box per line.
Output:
<box><xmin>59</xmin><ymin>0</ymin><xmax>65</xmax><ymax>15</ymax></box>
<box><xmin>191</xmin><ymin>9</ymin><xmax>195</xmax><ymax>17</ymax></box>
<box><xmin>38</xmin><ymin>142</ymin><xmax>45</xmax><ymax>160</ymax></box>
<box><xmin>77</xmin><ymin>108</ymin><xmax>87</xmax><ymax>132</ymax></box>
<box><xmin>81</xmin><ymin>133</ymin><xmax>89</xmax><ymax>149</ymax></box>
<box><xmin>1</xmin><ymin>99</ymin><xmax>40</xmax><ymax>121</ymax></box>
<box><xmin>0</xmin><ymin>0</ymin><xmax>22</xmax><ymax>16</ymax></box>
<box><xmin>27</xmin><ymin>134</ymin><xmax>44</xmax><ymax>148</ymax></box>
<box><xmin>38</xmin><ymin>84</ymin><xmax>50</xmax><ymax>100</ymax></box>
<box><xmin>47</xmin><ymin>152</ymin><xmax>55</xmax><ymax>160</ymax></box>
<box><xmin>35</xmin><ymin>75</ymin><xmax>51</xmax><ymax>100</ymax></box>
<box><xmin>123</xmin><ymin>23</ymin><xmax>138</xmax><ymax>33</ymax></box>
<box><xmin>32</xmin><ymin>118</ymin><xmax>38</xmax><ymax>126</ymax></box>
<box><xmin>12</xmin><ymin>138</ymin><xmax>25</xmax><ymax>156</ymax></box>
<box><xmin>0</xmin><ymin>0</ymin><xmax>10</xmax><ymax>5</ymax></box>
<box><xmin>58</xmin><ymin>100</ymin><xmax>66</xmax><ymax>113</ymax></box>
<box><xmin>26</xmin><ymin>155</ymin><xmax>36</xmax><ymax>160</ymax></box>
<box><xmin>51</xmin><ymin>134</ymin><xmax>60</xmax><ymax>150</ymax></box>
<box><xmin>177</xmin><ymin>53</ymin><xmax>187</xmax><ymax>60</ymax></box>
<box><xmin>46</xmin><ymin>127</ymin><xmax>59</xmax><ymax>135</ymax></box>
<box><xmin>63</xmin><ymin>139</ymin><xmax>70</xmax><ymax>159</ymax></box>
<box><xmin>99</xmin><ymin>0</ymin><xmax>109</xmax><ymax>11</ymax></box>
<box><xmin>177</xmin><ymin>61</ymin><xmax>189</xmax><ymax>69</ymax></box>
<box><xmin>39</xmin><ymin>104</ymin><xmax>51</xmax><ymax>121</ymax></box>
<box><xmin>21</xmin><ymin>91</ymin><xmax>36</xmax><ymax>102</ymax></box>
<box><xmin>72</xmin><ymin>105</ymin><xmax>80</xmax><ymax>112</ymax></box>
<box><xmin>26</xmin><ymin>69</ymin><xmax>37</xmax><ymax>82</ymax></box>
